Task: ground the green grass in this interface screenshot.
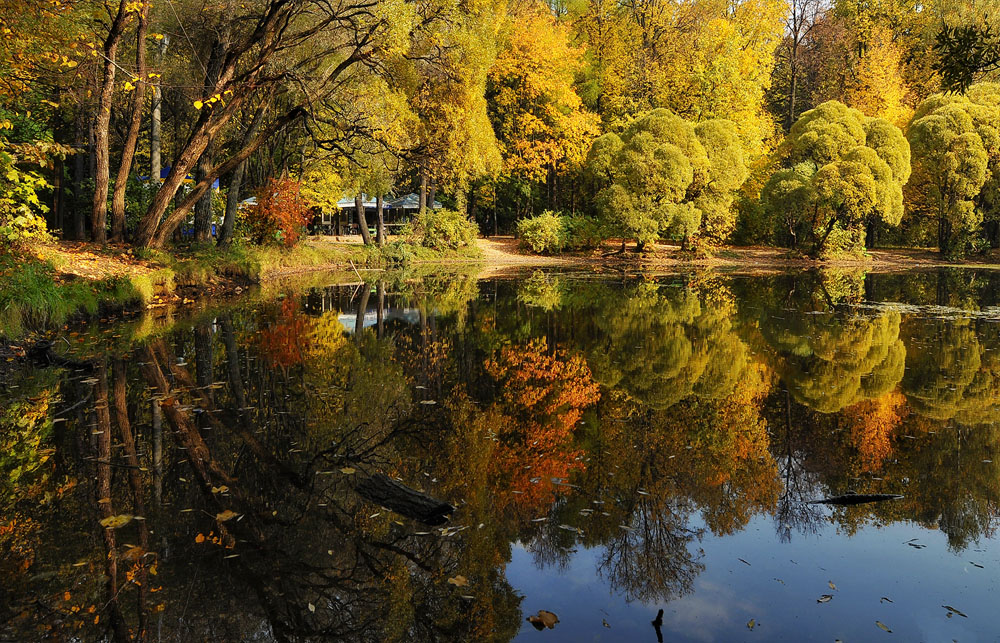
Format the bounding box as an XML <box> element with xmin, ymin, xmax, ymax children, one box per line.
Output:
<box><xmin>0</xmin><ymin>255</ymin><xmax>147</xmax><ymax>338</ymax></box>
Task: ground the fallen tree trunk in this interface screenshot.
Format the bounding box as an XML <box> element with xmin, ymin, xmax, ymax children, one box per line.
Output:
<box><xmin>354</xmin><ymin>473</ymin><xmax>454</xmax><ymax>526</ymax></box>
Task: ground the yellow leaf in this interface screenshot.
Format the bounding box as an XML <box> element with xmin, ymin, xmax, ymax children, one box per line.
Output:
<box><xmin>195</xmin><ymin>533</ymin><xmax>205</xmax><ymax>543</ymax></box>
<box><xmin>99</xmin><ymin>514</ymin><xmax>133</xmax><ymax>529</ymax></box>
<box><xmin>340</xmin><ymin>467</ymin><xmax>356</xmax><ymax>474</ymax></box>
<box><xmin>193</xmin><ymin>100</ymin><xmax>203</xmax><ymax>110</ymax></box>
<box><xmin>215</xmin><ymin>510</ymin><xmax>238</xmax><ymax>522</ymax></box>
<box><xmin>447</xmin><ymin>575</ymin><xmax>469</xmax><ymax>587</ymax></box>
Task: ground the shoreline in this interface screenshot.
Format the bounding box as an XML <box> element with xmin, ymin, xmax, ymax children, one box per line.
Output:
<box><xmin>4</xmin><ymin>236</ymin><xmax>1000</xmax><ymax>340</ymax></box>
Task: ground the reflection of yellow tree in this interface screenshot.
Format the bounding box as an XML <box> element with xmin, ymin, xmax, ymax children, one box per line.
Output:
<box><xmin>903</xmin><ymin>321</ymin><xmax>1000</xmax><ymax>424</ymax></box>
<box><xmin>588</xmin><ymin>282</ymin><xmax>748</xmax><ymax>409</ymax></box>
<box><xmin>761</xmin><ymin>309</ymin><xmax>905</xmax><ymax>413</ymax></box>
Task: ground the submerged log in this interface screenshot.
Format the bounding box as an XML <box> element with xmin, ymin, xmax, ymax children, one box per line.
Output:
<box><xmin>354</xmin><ymin>473</ymin><xmax>455</xmax><ymax>526</ymax></box>
<box><xmin>27</xmin><ymin>340</ymin><xmax>94</xmax><ymax>370</ymax></box>
<box><xmin>810</xmin><ymin>493</ymin><xmax>904</xmax><ymax>506</ymax></box>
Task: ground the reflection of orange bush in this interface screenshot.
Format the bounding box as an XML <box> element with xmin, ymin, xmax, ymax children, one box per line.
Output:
<box><xmin>845</xmin><ymin>391</ymin><xmax>908</xmax><ymax>472</ymax></box>
<box><xmin>485</xmin><ymin>340</ymin><xmax>600</xmax><ymax>513</ymax></box>
<box><xmin>258</xmin><ymin>298</ymin><xmax>308</xmax><ymax>367</ymax></box>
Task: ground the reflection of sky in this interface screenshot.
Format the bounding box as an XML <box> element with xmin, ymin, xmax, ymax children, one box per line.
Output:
<box><xmin>336</xmin><ymin>308</ymin><xmax>421</xmax><ymax>333</ymax></box>
<box><xmin>509</xmin><ymin>516</ymin><xmax>996</xmax><ymax>641</ymax></box>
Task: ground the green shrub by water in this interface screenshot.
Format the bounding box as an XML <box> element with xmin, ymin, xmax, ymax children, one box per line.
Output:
<box><xmin>517</xmin><ymin>211</ymin><xmax>606</xmax><ymax>254</ymax></box>
<box><xmin>407</xmin><ymin>209</ymin><xmax>478</xmax><ymax>250</ymax></box>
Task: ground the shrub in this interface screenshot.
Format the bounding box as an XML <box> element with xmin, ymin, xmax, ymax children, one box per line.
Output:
<box><xmin>518</xmin><ymin>211</ymin><xmax>565</xmax><ymax>253</ymax></box>
<box><xmin>0</xmin><ymin>136</ymin><xmax>51</xmax><ymax>250</ymax></box>
<box><xmin>408</xmin><ymin>208</ymin><xmax>478</xmax><ymax>250</ymax></box>
<box><xmin>517</xmin><ymin>211</ymin><xmax>606</xmax><ymax>254</ymax></box>
<box><xmin>238</xmin><ymin>178</ymin><xmax>313</xmax><ymax>247</ymax></box>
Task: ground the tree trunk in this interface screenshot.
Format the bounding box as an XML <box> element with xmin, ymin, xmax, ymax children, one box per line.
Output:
<box><xmin>151</xmin><ymin>37</ymin><xmax>167</xmax><ymax>186</ymax></box>
<box><xmin>219</xmin><ymin>96</ymin><xmax>268</xmax><ymax>247</ymax></box>
<box><xmin>73</xmin><ymin>121</ymin><xmax>87</xmax><ymax>240</ymax></box>
<box><xmin>90</xmin><ymin>0</ymin><xmax>130</xmax><ymax>245</ymax></box>
<box><xmin>428</xmin><ymin>181</ymin><xmax>437</xmax><ymax>211</ymax></box>
<box><xmin>376</xmin><ymin>194</ymin><xmax>385</xmax><ymax>246</ymax></box>
<box><xmin>355</xmin><ymin>193</ymin><xmax>372</xmax><ymax>245</ymax></box>
<box><xmin>111</xmin><ymin>2</ymin><xmax>150</xmax><ymax>242</ymax></box>
<box><xmin>419</xmin><ymin>172</ymin><xmax>427</xmax><ymax>215</ymax></box>
<box><xmin>195</xmin><ymin>38</ymin><xmax>228</xmax><ymax>243</ymax></box>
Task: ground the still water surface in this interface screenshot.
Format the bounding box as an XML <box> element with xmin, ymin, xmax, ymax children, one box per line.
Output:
<box><xmin>3</xmin><ymin>269</ymin><xmax>1000</xmax><ymax>641</ymax></box>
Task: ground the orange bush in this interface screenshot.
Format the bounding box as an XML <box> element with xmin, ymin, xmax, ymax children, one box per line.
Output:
<box><xmin>240</xmin><ymin>178</ymin><xmax>313</xmax><ymax>246</ymax></box>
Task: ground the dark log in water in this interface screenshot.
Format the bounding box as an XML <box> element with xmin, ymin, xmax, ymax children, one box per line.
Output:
<box><xmin>810</xmin><ymin>493</ymin><xmax>904</xmax><ymax>506</ymax></box>
<box><xmin>354</xmin><ymin>473</ymin><xmax>455</xmax><ymax>526</ymax></box>
<box><xmin>27</xmin><ymin>341</ymin><xmax>93</xmax><ymax>370</ymax></box>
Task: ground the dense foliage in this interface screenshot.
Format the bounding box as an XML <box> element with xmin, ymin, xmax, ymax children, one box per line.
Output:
<box><xmin>238</xmin><ymin>178</ymin><xmax>313</xmax><ymax>247</ymax></box>
<box><xmin>0</xmin><ymin>0</ymin><xmax>998</xmax><ymax>256</ymax></box>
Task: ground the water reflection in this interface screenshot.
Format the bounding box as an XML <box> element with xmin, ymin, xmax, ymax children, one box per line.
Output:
<box><xmin>3</xmin><ymin>269</ymin><xmax>1000</xmax><ymax>640</ymax></box>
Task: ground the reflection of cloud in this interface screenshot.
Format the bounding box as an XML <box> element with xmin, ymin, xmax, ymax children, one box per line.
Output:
<box><xmin>663</xmin><ymin>579</ymin><xmax>758</xmax><ymax>643</ymax></box>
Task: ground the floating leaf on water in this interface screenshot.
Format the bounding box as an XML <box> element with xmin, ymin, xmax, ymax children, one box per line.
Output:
<box><xmin>97</xmin><ymin>497</ymin><xmax>111</xmax><ymax>504</ymax></box>
<box><xmin>828</xmin><ymin>581</ymin><xmax>837</xmax><ymax>590</ymax></box>
<box><xmin>448</xmin><ymin>575</ymin><xmax>469</xmax><ymax>587</ymax></box>
<box><xmin>880</xmin><ymin>597</ymin><xmax>893</xmax><ymax>604</ymax></box>
<box><xmin>308</xmin><ymin>603</ymin><xmax>315</xmax><ymax>613</ymax></box>
<box><xmin>875</xmin><ymin>620</ymin><xmax>892</xmax><ymax>633</ymax></box>
<box><xmin>195</xmin><ymin>533</ymin><xmax>205</xmax><ymax>543</ymax></box>
<box><xmin>122</xmin><ymin>546</ymin><xmax>145</xmax><ymax>562</ymax></box>
<box><xmin>419</xmin><ymin>400</ymin><xmax>437</xmax><ymax>405</ymax></box>
<box><xmin>970</xmin><ymin>561</ymin><xmax>984</xmax><ymax>568</ymax></box>
<box><xmin>942</xmin><ymin>605</ymin><xmax>967</xmax><ymax>618</ymax></box>
<box><xmin>747</xmin><ymin>619</ymin><xmax>755</xmax><ymax>630</ymax></box>
<box><xmin>99</xmin><ymin>514</ymin><xmax>133</xmax><ymax>529</ymax></box>
<box><xmin>817</xmin><ymin>595</ymin><xmax>833</xmax><ymax>603</ymax></box>
<box><xmin>602</xmin><ymin>618</ymin><xmax>611</xmax><ymax>628</ymax></box>
<box><xmin>738</xmin><ymin>558</ymin><xmax>751</xmax><ymax>566</ymax></box>
<box><xmin>216</xmin><ymin>510</ymin><xmax>238</xmax><ymax>522</ymax></box>
<box><xmin>526</xmin><ymin>610</ymin><xmax>559</xmax><ymax>630</ymax></box>
<box><xmin>340</xmin><ymin>467</ymin><xmax>356</xmax><ymax>475</ymax></box>
<box><xmin>211</xmin><ymin>486</ymin><xmax>229</xmax><ymax>494</ymax></box>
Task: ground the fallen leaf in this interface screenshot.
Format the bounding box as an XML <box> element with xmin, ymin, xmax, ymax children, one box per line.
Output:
<box><xmin>876</xmin><ymin>620</ymin><xmax>892</xmax><ymax>633</ymax></box>
<box><xmin>817</xmin><ymin>595</ymin><xmax>833</xmax><ymax>603</ymax></box>
<box><xmin>340</xmin><ymin>467</ymin><xmax>356</xmax><ymax>475</ymax></box>
<box><xmin>747</xmin><ymin>619</ymin><xmax>755</xmax><ymax>630</ymax></box>
<box><xmin>880</xmin><ymin>597</ymin><xmax>893</xmax><ymax>604</ymax></box>
<box><xmin>308</xmin><ymin>603</ymin><xmax>315</xmax><ymax>613</ymax></box>
<box><xmin>211</xmin><ymin>486</ymin><xmax>229</xmax><ymax>494</ymax></box>
<box><xmin>526</xmin><ymin>610</ymin><xmax>559</xmax><ymax>630</ymax></box>
<box><xmin>602</xmin><ymin>618</ymin><xmax>610</xmax><ymax>628</ymax></box>
<box><xmin>99</xmin><ymin>514</ymin><xmax>133</xmax><ymax>529</ymax></box>
<box><xmin>215</xmin><ymin>510</ymin><xmax>238</xmax><ymax>522</ymax></box>
<box><xmin>195</xmin><ymin>533</ymin><xmax>205</xmax><ymax>543</ymax></box>
<box><xmin>828</xmin><ymin>581</ymin><xmax>837</xmax><ymax>590</ymax></box>
<box><xmin>447</xmin><ymin>575</ymin><xmax>469</xmax><ymax>587</ymax></box>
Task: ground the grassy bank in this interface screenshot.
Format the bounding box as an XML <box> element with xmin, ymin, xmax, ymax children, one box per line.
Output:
<box><xmin>1</xmin><ymin>238</ymin><xmax>483</xmax><ymax>338</ymax></box>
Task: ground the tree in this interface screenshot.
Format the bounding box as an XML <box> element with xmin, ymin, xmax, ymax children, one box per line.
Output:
<box><xmin>761</xmin><ymin>100</ymin><xmax>910</xmax><ymax>256</ymax></box>
<box><xmin>586</xmin><ymin>109</ymin><xmax>743</xmax><ymax>249</ymax></box>
<box><xmin>486</xmin><ymin>1</ymin><xmax>598</xmax><ymax>213</ymax></box>
<box><xmin>906</xmin><ymin>85</ymin><xmax>999</xmax><ymax>255</ymax></box>
<box><xmin>935</xmin><ymin>21</ymin><xmax>1000</xmax><ymax>93</ymax></box>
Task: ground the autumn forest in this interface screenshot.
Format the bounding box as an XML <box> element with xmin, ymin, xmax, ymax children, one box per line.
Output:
<box><xmin>1</xmin><ymin>0</ymin><xmax>1000</xmax><ymax>258</ymax></box>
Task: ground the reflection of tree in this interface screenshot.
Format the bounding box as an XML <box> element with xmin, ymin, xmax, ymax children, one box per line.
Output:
<box><xmin>586</xmin><ymin>282</ymin><xmax>748</xmax><ymax>409</ymax></box>
<box><xmin>483</xmin><ymin>339</ymin><xmax>599</xmax><ymax>515</ymax></box>
<box><xmin>902</xmin><ymin>320</ymin><xmax>1000</xmax><ymax>424</ymax></box>
<box><xmin>760</xmin><ymin>308</ymin><xmax>906</xmax><ymax>413</ymax></box>
<box><xmin>598</xmin><ymin>499</ymin><xmax>704</xmax><ymax>603</ymax></box>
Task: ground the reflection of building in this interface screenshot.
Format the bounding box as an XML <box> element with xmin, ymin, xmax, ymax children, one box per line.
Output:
<box><xmin>337</xmin><ymin>308</ymin><xmax>421</xmax><ymax>333</ymax></box>
<box><xmin>313</xmin><ymin>193</ymin><xmax>443</xmax><ymax>236</ymax></box>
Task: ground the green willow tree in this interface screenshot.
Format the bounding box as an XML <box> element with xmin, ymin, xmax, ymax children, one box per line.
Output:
<box><xmin>585</xmin><ymin>109</ymin><xmax>745</xmax><ymax>250</ymax></box>
<box><xmin>906</xmin><ymin>83</ymin><xmax>1000</xmax><ymax>256</ymax></box>
<box><xmin>761</xmin><ymin>100</ymin><xmax>910</xmax><ymax>256</ymax></box>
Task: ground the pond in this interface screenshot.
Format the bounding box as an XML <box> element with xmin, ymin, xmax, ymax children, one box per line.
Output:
<box><xmin>3</xmin><ymin>268</ymin><xmax>1000</xmax><ymax>641</ymax></box>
